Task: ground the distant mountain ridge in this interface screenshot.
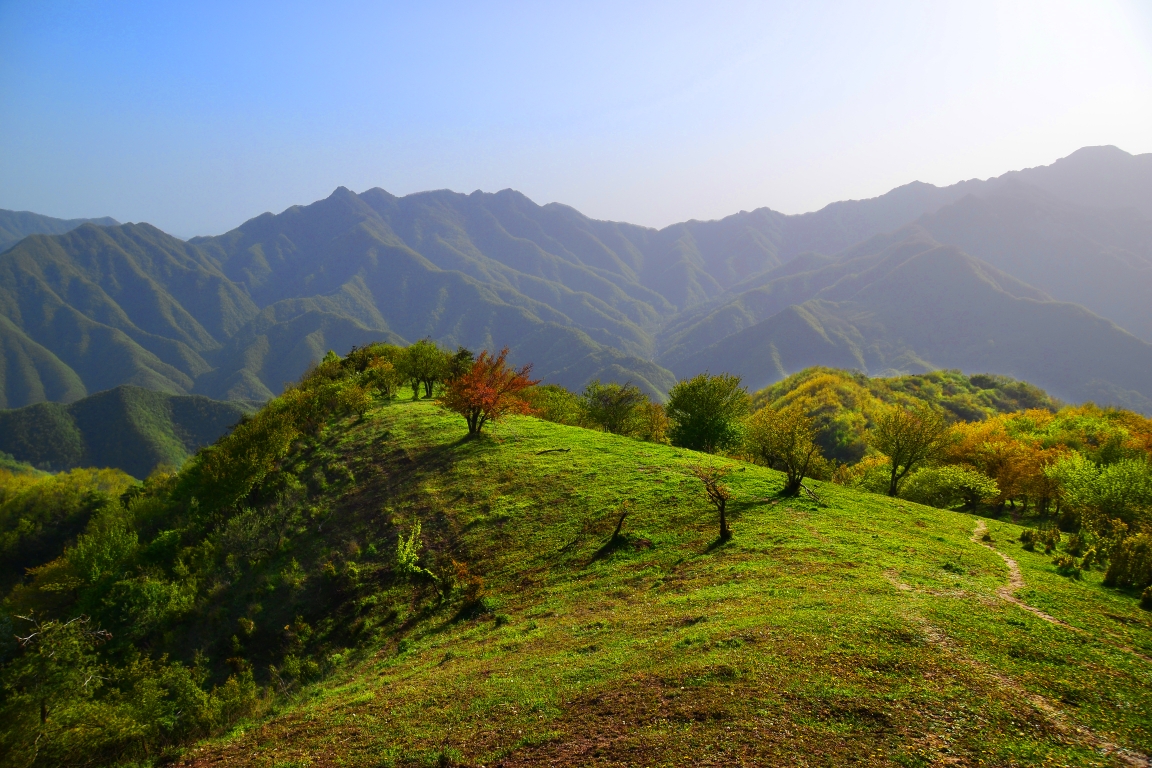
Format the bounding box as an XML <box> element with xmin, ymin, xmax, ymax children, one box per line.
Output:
<box><xmin>670</xmin><ymin>235</ymin><xmax>1152</xmax><ymax>413</ymax></box>
<box><xmin>0</xmin><ymin>385</ymin><xmax>253</xmax><ymax>478</ymax></box>
<box><xmin>0</xmin><ymin>208</ymin><xmax>119</xmax><ymax>253</ymax></box>
<box><xmin>1</xmin><ymin>145</ymin><xmax>1150</xmax><ymax>412</ymax></box>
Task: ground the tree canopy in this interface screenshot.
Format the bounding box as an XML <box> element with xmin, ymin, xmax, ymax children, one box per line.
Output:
<box><xmin>742</xmin><ymin>405</ymin><xmax>824</xmax><ymax>496</ymax></box>
<box><xmin>869</xmin><ymin>404</ymin><xmax>950</xmax><ymax>496</ymax></box>
<box><xmin>666</xmin><ymin>373</ymin><xmax>748</xmax><ymax>454</ymax></box>
<box><xmin>439</xmin><ymin>347</ymin><xmax>538</xmax><ymax>436</ymax></box>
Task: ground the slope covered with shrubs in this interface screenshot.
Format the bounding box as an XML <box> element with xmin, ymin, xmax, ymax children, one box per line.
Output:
<box><xmin>1</xmin><ymin>349</ymin><xmax>1150</xmax><ymax>766</ymax></box>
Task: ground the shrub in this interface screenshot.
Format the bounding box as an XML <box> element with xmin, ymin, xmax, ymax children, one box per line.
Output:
<box><xmin>0</xmin><ymin>468</ymin><xmax>136</xmax><ymax>593</ymax></box>
<box><xmin>1103</xmin><ymin>534</ymin><xmax>1152</xmax><ymax>591</ymax></box>
<box><xmin>1046</xmin><ymin>453</ymin><xmax>1152</xmax><ymax>536</ymax></box>
<box><xmin>403</xmin><ymin>339</ymin><xmax>451</xmax><ymax>398</ymax></box>
<box><xmin>832</xmin><ymin>455</ymin><xmax>891</xmax><ymax>495</ymax></box>
<box><xmin>691</xmin><ymin>465</ymin><xmax>733</xmax><ymax>541</ymax></box>
<box><xmin>451</xmin><ymin>559</ymin><xmax>485</xmax><ymax>606</ymax></box>
<box><xmin>523</xmin><ymin>384</ymin><xmax>584</xmax><ymax>426</ymax></box>
<box><xmin>395</xmin><ymin>522</ymin><xmax>435</xmax><ymax>582</ymax></box>
<box><xmin>666</xmin><ymin>373</ymin><xmax>748</xmax><ymax>454</ymax></box>
<box><xmin>1019</xmin><ymin>528</ymin><xmax>1037</xmax><ymax>551</ymax></box>
<box><xmin>1053</xmin><ymin>553</ymin><xmax>1081</xmax><ymax>579</ymax></box>
<box><xmin>439</xmin><ymin>347</ymin><xmax>538</xmax><ymax>435</ymax></box>
<box><xmin>634</xmin><ymin>400</ymin><xmax>671</xmax><ymax>444</ymax></box>
<box><xmin>1065</xmin><ymin>533</ymin><xmax>1085</xmax><ymax>557</ymax></box>
<box><xmin>364</xmin><ymin>358</ymin><xmax>401</xmax><ymax>400</ymax></box>
<box><xmin>1142</xmin><ymin>585</ymin><xmax>1152</xmax><ymax>611</ymax></box>
<box><xmin>581</xmin><ymin>380</ymin><xmax>649</xmax><ymax>436</ymax></box>
<box><xmin>868</xmin><ymin>404</ymin><xmax>950</xmax><ymax>496</ymax></box>
<box><xmin>742</xmin><ymin>405</ymin><xmax>824</xmax><ymax>496</ymax></box>
<box><xmin>899</xmin><ymin>465</ymin><xmax>999</xmax><ymax>509</ymax></box>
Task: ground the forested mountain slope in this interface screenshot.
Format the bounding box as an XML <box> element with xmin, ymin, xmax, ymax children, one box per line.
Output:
<box><xmin>672</xmin><ymin>240</ymin><xmax>1152</xmax><ymax>412</ymax></box>
<box><xmin>1</xmin><ymin>146</ymin><xmax>1150</xmax><ymax>410</ymax></box>
<box><xmin>0</xmin><ymin>385</ymin><xmax>252</xmax><ymax>478</ymax></box>
<box><xmin>917</xmin><ymin>183</ymin><xmax>1152</xmax><ymax>342</ymax></box>
<box><xmin>0</xmin><ymin>208</ymin><xmax>118</xmax><ymax>253</ymax></box>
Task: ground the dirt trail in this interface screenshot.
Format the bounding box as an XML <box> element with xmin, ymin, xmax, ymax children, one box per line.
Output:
<box><xmin>970</xmin><ymin>519</ymin><xmax>1078</xmax><ymax>629</ymax></box>
<box><xmin>882</xmin><ymin>567</ymin><xmax>1152</xmax><ymax>767</ymax></box>
<box><xmin>971</xmin><ymin>520</ymin><xmax>1152</xmax><ymax>664</ymax></box>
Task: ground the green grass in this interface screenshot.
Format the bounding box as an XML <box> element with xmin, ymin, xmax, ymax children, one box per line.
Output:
<box><xmin>181</xmin><ymin>400</ymin><xmax>1151</xmax><ymax>767</ymax></box>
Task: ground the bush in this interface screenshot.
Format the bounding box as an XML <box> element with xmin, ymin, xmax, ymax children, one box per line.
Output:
<box><xmin>742</xmin><ymin>405</ymin><xmax>824</xmax><ymax>496</ymax></box>
<box><xmin>1045</xmin><ymin>453</ymin><xmax>1152</xmax><ymax>536</ymax></box>
<box><xmin>581</xmin><ymin>380</ymin><xmax>649</xmax><ymax>436</ymax></box>
<box><xmin>832</xmin><ymin>455</ymin><xmax>891</xmax><ymax>495</ymax></box>
<box><xmin>900</xmin><ymin>465</ymin><xmax>999</xmax><ymax>509</ymax></box>
<box><xmin>868</xmin><ymin>404</ymin><xmax>949</xmax><ymax>496</ymax></box>
<box><xmin>1142</xmin><ymin>585</ymin><xmax>1152</xmax><ymax>611</ymax></box>
<box><xmin>1053</xmin><ymin>553</ymin><xmax>1081</xmax><ymax>579</ymax></box>
<box><xmin>666</xmin><ymin>373</ymin><xmax>748</xmax><ymax>454</ymax></box>
<box><xmin>634</xmin><ymin>400</ymin><xmax>671</xmax><ymax>444</ymax></box>
<box><xmin>523</xmin><ymin>385</ymin><xmax>584</xmax><ymax>426</ymax></box>
<box><xmin>1065</xmin><ymin>533</ymin><xmax>1085</xmax><ymax>557</ymax></box>
<box><xmin>1103</xmin><ymin>534</ymin><xmax>1152</xmax><ymax>591</ymax></box>
<box><xmin>1019</xmin><ymin>527</ymin><xmax>1060</xmax><ymax>553</ymax></box>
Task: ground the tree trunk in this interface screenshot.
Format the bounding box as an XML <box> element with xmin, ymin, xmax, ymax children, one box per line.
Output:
<box><xmin>718</xmin><ymin>500</ymin><xmax>731</xmax><ymax>541</ymax></box>
<box><xmin>783</xmin><ymin>475</ymin><xmax>802</xmax><ymax>496</ymax></box>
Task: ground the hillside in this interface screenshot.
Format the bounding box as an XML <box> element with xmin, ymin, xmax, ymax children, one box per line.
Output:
<box><xmin>916</xmin><ymin>183</ymin><xmax>1152</xmax><ymax>343</ymax></box>
<box><xmin>668</xmin><ymin>236</ymin><xmax>1152</xmax><ymax>413</ymax></box>
<box><xmin>0</xmin><ymin>385</ymin><xmax>252</xmax><ymax>478</ymax></box>
<box><xmin>0</xmin><ymin>208</ymin><xmax>118</xmax><ymax>253</ymax></box>
<box><xmin>1</xmin><ymin>384</ymin><xmax>1150</xmax><ymax>766</ymax></box>
<box><xmin>2</xmin><ymin>146</ymin><xmax>1152</xmax><ymax>411</ymax></box>
<box><xmin>748</xmin><ymin>367</ymin><xmax>1060</xmax><ymax>463</ymax></box>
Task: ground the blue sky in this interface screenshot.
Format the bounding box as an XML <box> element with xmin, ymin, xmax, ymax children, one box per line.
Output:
<box><xmin>2</xmin><ymin>1</ymin><xmax>1150</xmax><ymax>237</ymax></box>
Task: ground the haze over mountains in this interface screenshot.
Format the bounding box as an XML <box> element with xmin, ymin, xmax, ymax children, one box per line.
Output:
<box><xmin>1</xmin><ymin>145</ymin><xmax>1150</xmax><ymax>412</ymax></box>
<box><xmin>0</xmin><ymin>209</ymin><xmax>119</xmax><ymax>253</ymax></box>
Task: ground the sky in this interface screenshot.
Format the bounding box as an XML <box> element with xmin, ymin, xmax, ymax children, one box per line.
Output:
<box><xmin>1</xmin><ymin>1</ymin><xmax>1150</xmax><ymax>238</ymax></box>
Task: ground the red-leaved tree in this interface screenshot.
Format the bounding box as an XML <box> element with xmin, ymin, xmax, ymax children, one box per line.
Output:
<box><xmin>439</xmin><ymin>347</ymin><xmax>539</xmax><ymax>435</ymax></box>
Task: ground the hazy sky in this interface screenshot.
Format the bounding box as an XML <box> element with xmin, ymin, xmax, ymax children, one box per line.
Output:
<box><xmin>2</xmin><ymin>1</ymin><xmax>1150</xmax><ymax>237</ymax></box>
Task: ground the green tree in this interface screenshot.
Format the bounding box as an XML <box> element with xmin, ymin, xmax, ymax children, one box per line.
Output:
<box><xmin>900</xmin><ymin>465</ymin><xmax>999</xmax><ymax>509</ymax></box>
<box><xmin>403</xmin><ymin>340</ymin><xmax>450</xmax><ymax>399</ymax></box>
<box><xmin>666</xmin><ymin>373</ymin><xmax>748</xmax><ymax>453</ymax></box>
<box><xmin>446</xmin><ymin>346</ymin><xmax>475</xmax><ymax>381</ymax></box>
<box><xmin>869</xmin><ymin>404</ymin><xmax>950</xmax><ymax>496</ymax></box>
<box><xmin>742</xmin><ymin>405</ymin><xmax>824</xmax><ymax>495</ymax></box>
<box><xmin>581</xmin><ymin>380</ymin><xmax>648</xmax><ymax>436</ymax></box>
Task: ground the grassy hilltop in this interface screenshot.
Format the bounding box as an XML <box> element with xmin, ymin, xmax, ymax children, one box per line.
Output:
<box><xmin>173</xmin><ymin>402</ymin><xmax>1152</xmax><ymax>768</ymax></box>
<box><xmin>2</xmin><ymin>384</ymin><xmax>1150</xmax><ymax>765</ymax></box>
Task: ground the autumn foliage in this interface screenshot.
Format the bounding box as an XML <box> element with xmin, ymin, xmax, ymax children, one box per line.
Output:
<box><xmin>439</xmin><ymin>347</ymin><xmax>539</xmax><ymax>435</ymax></box>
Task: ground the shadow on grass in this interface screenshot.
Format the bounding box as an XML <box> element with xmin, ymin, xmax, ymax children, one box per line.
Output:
<box><xmin>705</xmin><ymin>534</ymin><xmax>733</xmax><ymax>553</ymax></box>
<box><xmin>589</xmin><ymin>534</ymin><xmax>630</xmax><ymax>563</ymax></box>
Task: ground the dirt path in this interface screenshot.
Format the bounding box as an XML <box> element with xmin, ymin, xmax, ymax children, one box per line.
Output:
<box><xmin>882</xmin><ymin>568</ymin><xmax>1152</xmax><ymax>767</ymax></box>
<box><xmin>970</xmin><ymin>519</ymin><xmax>1152</xmax><ymax>665</ymax></box>
<box><xmin>970</xmin><ymin>519</ymin><xmax>1079</xmax><ymax>629</ymax></box>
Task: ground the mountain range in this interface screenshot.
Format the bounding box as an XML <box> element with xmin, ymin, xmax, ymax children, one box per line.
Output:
<box><xmin>0</xmin><ymin>208</ymin><xmax>118</xmax><ymax>253</ymax></box>
<box><xmin>1</xmin><ymin>145</ymin><xmax>1150</xmax><ymax>412</ymax></box>
<box><xmin>0</xmin><ymin>385</ymin><xmax>252</xmax><ymax>478</ymax></box>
